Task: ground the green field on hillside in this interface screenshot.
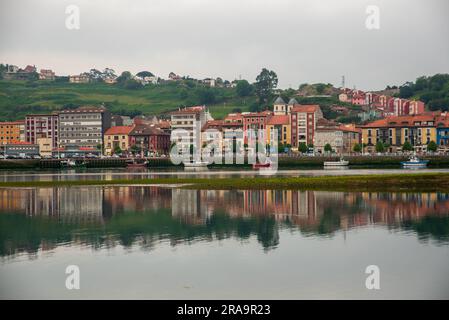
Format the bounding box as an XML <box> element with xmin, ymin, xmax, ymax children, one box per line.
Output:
<box><xmin>0</xmin><ymin>79</ymin><xmax>361</xmax><ymax>121</ymax></box>
<box><xmin>0</xmin><ymin>80</ymin><xmax>258</xmax><ymax>120</ymax></box>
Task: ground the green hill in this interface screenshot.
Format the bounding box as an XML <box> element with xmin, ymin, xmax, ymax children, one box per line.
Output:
<box><xmin>398</xmin><ymin>73</ymin><xmax>449</xmax><ymax>111</ymax></box>
<box><xmin>0</xmin><ymin>79</ymin><xmax>257</xmax><ymax>120</ymax></box>
<box><xmin>0</xmin><ymin>79</ymin><xmax>363</xmax><ymax>122</ymax></box>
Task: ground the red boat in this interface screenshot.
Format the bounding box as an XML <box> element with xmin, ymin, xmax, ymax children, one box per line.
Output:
<box><xmin>252</xmin><ymin>162</ymin><xmax>271</xmax><ymax>169</ymax></box>
<box><xmin>126</xmin><ymin>160</ymin><xmax>148</xmax><ymax>168</ymax></box>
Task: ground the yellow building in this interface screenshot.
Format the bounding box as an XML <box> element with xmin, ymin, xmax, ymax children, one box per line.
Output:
<box><xmin>0</xmin><ymin>120</ymin><xmax>24</xmax><ymax>145</ymax></box>
<box><xmin>266</xmin><ymin>115</ymin><xmax>291</xmax><ymax>146</ymax></box>
<box><xmin>361</xmin><ymin>114</ymin><xmax>438</xmax><ymax>153</ymax></box>
<box><xmin>37</xmin><ymin>137</ymin><xmax>53</xmax><ymax>157</ymax></box>
<box><xmin>104</xmin><ymin>126</ymin><xmax>133</xmax><ymax>155</ymax></box>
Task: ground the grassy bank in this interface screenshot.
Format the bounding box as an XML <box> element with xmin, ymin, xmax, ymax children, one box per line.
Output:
<box><xmin>1</xmin><ymin>172</ymin><xmax>449</xmax><ymax>192</ymax></box>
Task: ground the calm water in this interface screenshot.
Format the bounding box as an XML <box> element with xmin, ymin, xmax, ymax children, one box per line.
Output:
<box><xmin>1</xmin><ymin>167</ymin><xmax>449</xmax><ymax>182</ymax></box>
<box><xmin>1</xmin><ymin>186</ymin><xmax>449</xmax><ymax>299</ymax></box>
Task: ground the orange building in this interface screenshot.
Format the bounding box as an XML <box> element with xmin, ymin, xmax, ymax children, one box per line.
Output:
<box><xmin>0</xmin><ymin>120</ymin><xmax>25</xmax><ymax>145</ymax></box>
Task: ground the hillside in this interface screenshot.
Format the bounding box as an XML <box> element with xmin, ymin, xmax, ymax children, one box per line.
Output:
<box><xmin>0</xmin><ymin>80</ymin><xmax>257</xmax><ymax>120</ymax></box>
<box><xmin>0</xmin><ymin>79</ymin><xmax>364</xmax><ymax>122</ymax></box>
<box><xmin>398</xmin><ymin>74</ymin><xmax>449</xmax><ymax>111</ymax></box>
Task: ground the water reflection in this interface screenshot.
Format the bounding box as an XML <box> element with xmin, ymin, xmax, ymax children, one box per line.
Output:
<box><xmin>1</xmin><ymin>186</ymin><xmax>449</xmax><ymax>259</ymax></box>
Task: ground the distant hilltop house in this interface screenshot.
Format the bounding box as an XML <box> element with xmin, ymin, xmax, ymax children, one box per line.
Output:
<box><xmin>3</xmin><ymin>64</ymin><xmax>37</xmax><ymax>80</ymax></box>
<box><xmin>69</xmin><ymin>73</ymin><xmax>90</xmax><ymax>84</ymax></box>
<box><xmin>134</xmin><ymin>75</ymin><xmax>158</xmax><ymax>86</ymax></box>
<box><xmin>39</xmin><ymin>69</ymin><xmax>55</xmax><ymax>81</ymax></box>
<box><xmin>202</xmin><ymin>78</ymin><xmax>216</xmax><ymax>87</ymax></box>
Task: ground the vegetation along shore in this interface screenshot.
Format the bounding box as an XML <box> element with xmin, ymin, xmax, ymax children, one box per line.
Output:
<box><xmin>1</xmin><ymin>172</ymin><xmax>449</xmax><ymax>192</ymax></box>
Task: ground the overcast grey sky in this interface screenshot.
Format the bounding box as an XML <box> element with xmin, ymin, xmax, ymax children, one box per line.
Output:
<box><xmin>1</xmin><ymin>0</ymin><xmax>448</xmax><ymax>90</ymax></box>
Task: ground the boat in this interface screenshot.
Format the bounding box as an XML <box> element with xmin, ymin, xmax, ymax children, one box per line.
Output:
<box><xmin>184</xmin><ymin>161</ymin><xmax>209</xmax><ymax>168</ymax></box>
<box><xmin>252</xmin><ymin>162</ymin><xmax>272</xmax><ymax>169</ymax></box>
<box><xmin>126</xmin><ymin>159</ymin><xmax>148</xmax><ymax>168</ymax></box>
<box><xmin>401</xmin><ymin>155</ymin><xmax>429</xmax><ymax>168</ymax></box>
<box><xmin>324</xmin><ymin>158</ymin><xmax>349</xmax><ymax>167</ymax></box>
<box><xmin>61</xmin><ymin>159</ymin><xmax>86</xmax><ymax>168</ymax></box>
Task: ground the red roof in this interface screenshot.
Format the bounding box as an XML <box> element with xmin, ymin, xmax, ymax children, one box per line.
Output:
<box><xmin>0</xmin><ymin>120</ymin><xmax>24</xmax><ymax>125</ymax></box>
<box><xmin>8</xmin><ymin>141</ymin><xmax>32</xmax><ymax>145</ymax></box>
<box><xmin>361</xmin><ymin>113</ymin><xmax>440</xmax><ymax>128</ymax></box>
<box><xmin>105</xmin><ymin>126</ymin><xmax>134</xmax><ymax>135</ymax></box>
<box><xmin>267</xmin><ymin>115</ymin><xmax>289</xmax><ymax>125</ymax></box>
<box><xmin>291</xmin><ymin>104</ymin><xmax>321</xmax><ymax>113</ymax></box>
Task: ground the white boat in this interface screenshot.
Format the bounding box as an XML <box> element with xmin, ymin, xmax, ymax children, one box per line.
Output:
<box><xmin>401</xmin><ymin>155</ymin><xmax>429</xmax><ymax>168</ymax></box>
<box><xmin>324</xmin><ymin>158</ymin><xmax>349</xmax><ymax>167</ymax></box>
<box><xmin>183</xmin><ymin>161</ymin><xmax>209</xmax><ymax>168</ymax></box>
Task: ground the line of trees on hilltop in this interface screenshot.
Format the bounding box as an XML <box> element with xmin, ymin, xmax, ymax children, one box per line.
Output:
<box><xmin>398</xmin><ymin>74</ymin><xmax>449</xmax><ymax>111</ymax></box>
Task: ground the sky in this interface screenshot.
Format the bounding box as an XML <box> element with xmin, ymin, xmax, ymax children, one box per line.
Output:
<box><xmin>1</xmin><ymin>0</ymin><xmax>448</xmax><ymax>90</ymax></box>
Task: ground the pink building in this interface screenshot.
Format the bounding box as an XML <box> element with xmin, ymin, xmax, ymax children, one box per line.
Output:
<box><xmin>25</xmin><ymin>113</ymin><xmax>59</xmax><ymax>148</ymax></box>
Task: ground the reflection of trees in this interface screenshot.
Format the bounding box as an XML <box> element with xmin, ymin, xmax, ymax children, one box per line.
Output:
<box><xmin>2</xmin><ymin>188</ymin><xmax>449</xmax><ymax>258</ymax></box>
<box><xmin>399</xmin><ymin>216</ymin><xmax>449</xmax><ymax>244</ymax></box>
<box><xmin>0</xmin><ymin>209</ymin><xmax>281</xmax><ymax>258</ymax></box>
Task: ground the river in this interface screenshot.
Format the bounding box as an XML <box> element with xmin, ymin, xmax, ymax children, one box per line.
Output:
<box><xmin>1</xmin><ymin>185</ymin><xmax>448</xmax><ymax>299</ymax></box>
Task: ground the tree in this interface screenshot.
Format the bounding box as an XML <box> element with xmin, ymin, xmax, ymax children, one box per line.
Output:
<box><xmin>375</xmin><ymin>141</ymin><xmax>385</xmax><ymax>153</ymax></box>
<box><xmin>113</xmin><ymin>145</ymin><xmax>122</xmax><ymax>155</ymax></box>
<box><xmin>89</xmin><ymin>69</ymin><xmax>103</xmax><ymax>82</ymax></box>
<box><xmin>123</xmin><ymin>79</ymin><xmax>143</xmax><ymax>89</ymax></box>
<box><xmin>130</xmin><ymin>144</ymin><xmax>141</xmax><ymax>154</ymax></box>
<box><xmin>236</xmin><ymin>80</ymin><xmax>253</xmax><ymax>97</ymax></box>
<box><xmin>116</xmin><ymin>71</ymin><xmax>132</xmax><ymax>84</ymax></box>
<box><xmin>102</xmin><ymin>68</ymin><xmax>116</xmax><ymax>80</ymax></box>
<box><xmin>254</xmin><ymin>68</ymin><xmax>278</xmax><ymax>104</ymax></box>
<box><xmin>195</xmin><ymin>87</ymin><xmax>216</xmax><ymax>104</ymax></box>
<box><xmin>402</xmin><ymin>141</ymin><xmax>413</xmax><ymax>152</ymax></box>
<box><xmin>353</xmin><ymin>143</ymin><xmax>362</xmax><ymax>153</ymax></box>
<box><xmin>427</xmin><ymin>140</ymin><xmax>437</xmax><ymax>152</ymax></box>
<box><xmin>136</xmin><ymin>71</ymin><xmax>154</xmax><ymax>79</ymax></box>
<box><xmin>399</xmin><ymin>83</ymin><xmax>414</xmax><ymax>98</ymax></box>
<box><xmin>298</xmin><ymin>142</ymin><xmax>308</xmax><ymax>153</ymax></box>
<box><xmin>324</xmin><ymin>143</ymin><xmax>332</xmax><ymax>153</ymax></box>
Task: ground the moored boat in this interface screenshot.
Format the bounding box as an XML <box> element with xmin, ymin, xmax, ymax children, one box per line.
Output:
<box><xmin>324</xmin><ymin>158</ymin><xmax>349</xmax><ymax>167</ymax></box>
<box><xmin>401</xmin><ymin>155</ymin><xmax>428</xmax><ymax>168</ymax></box>
<box><xmin>126</xmin><ymin>159</ymin><xmax>148</xmax><ymax>168</ymax></box>
<box><xmin>252</xmin><ymin>162</ymin><xmax>271</xmax><ymax>169</ymax></box>
<box><xmin>183</xmin><ymin>161</ymin><xmax>209</xmax><ymax>168</ymax></box>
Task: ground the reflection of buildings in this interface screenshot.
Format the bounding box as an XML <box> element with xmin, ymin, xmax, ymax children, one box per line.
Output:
<box><xmin>1</xmin><ymin>187</ymin><xmax>449</xmax><ymax>230</ymax></box>
<box><xmin>2</xmin><ymin>186</ymin><xmax>449</xmax><ymax>258</ymax></box>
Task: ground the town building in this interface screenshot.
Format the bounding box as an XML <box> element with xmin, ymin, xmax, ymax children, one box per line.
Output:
<box><xmin>69</xmin><ymin>74</ymin><xmax>90</xmax><ymax>83</ymax></box>
<box><xmin>0</xmin><ymin>120</ymin><xmax>25</xmax><ymax>145</ymax></box>
<box><xmin>3</xmin><ymin>65</ymin><xmax>37</xmax><ymax>80</ymax></box>
<box><xmin>273</xmin><ymin>96</ymin><xmax>297</xmax><ymax>115</ymax></box>
<box><xmin>266</xmin><ymin>115</ymin><xmax>291</xmax><ymax>146</ymax></box>
<box><xmin>314</xmin><ymin>119</ymin><xmax>360</xmax><ymax>154</ymax></box>
<box><xmin>37</xmin><ymin>137</ymin><xmax>53</xmax><ymax>157</ymax></box>
<box><xmin>58</xmin><ymin>106</ymin><xmax>111</xmax><ymax>149</ymax></box>
<box><xmin>104</xmin><ymin>126</ymin><xmax>134</xmax><ymax>155</ymax></box>
<box><xmin>39</xmin><ymin>69</ymin><xmax>55</xmax><ymax>80</ymax></box>
<box><xmin>25</xmin><ymin>114</ymin><xmax>59</xmax><ymax>149</ymax></box>
<box><xmin>289</xmin><ymin>104</ymin><xmax>323</xmax><ymax>148</ymax></box>
<box><xmin>170</xmin><ymin>106</ymin><xmax>212</xmax><ymax>157</ymax></box>
<box><xmin>360</xmin><ymin>113</ymin><xmax>439</xmax><ymax>153</ymax></box>
<box><xmin>129</xmin><ymin>124</ymin><xmax>171</xmax><ymax>156</ymax></box>
<box><xmin>3</xmin><ymin>142</ymin><xmax>39</xmax><ymax>158</ymax></box>
<box><xmin>242</xmin><ymin>111</ymin><xmax>273</xmax><ymax>148</ymax></box>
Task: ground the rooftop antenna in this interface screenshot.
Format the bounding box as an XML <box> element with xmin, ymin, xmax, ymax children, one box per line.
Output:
<box><xmin>341</xmin><ymin>75</ymin><xmax>345</xmax><ymax>89</ymax></box>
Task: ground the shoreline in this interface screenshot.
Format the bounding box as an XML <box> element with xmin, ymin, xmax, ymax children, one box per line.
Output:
<box><xmin>0</xmin><ymin>172</ymin><xmax>448</xmax><ymax>192</ymax></box>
